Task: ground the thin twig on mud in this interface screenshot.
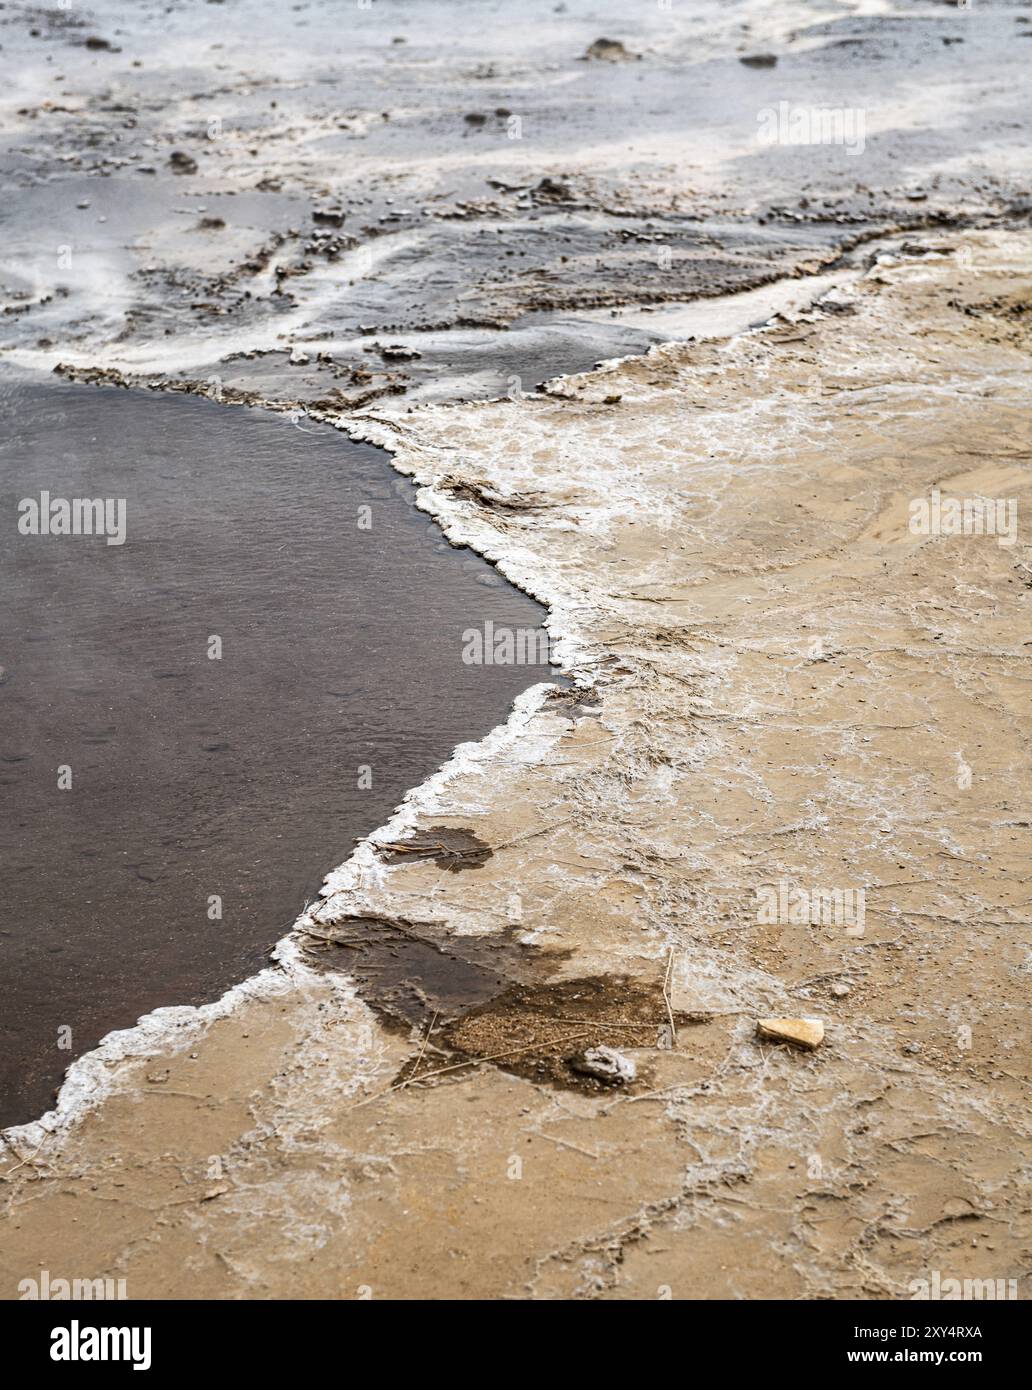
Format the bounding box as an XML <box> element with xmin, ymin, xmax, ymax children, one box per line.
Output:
<box><xmin>662</xmin><ymin>947</ymin><xmax>677</xmax><ymax>1047</ymax></box>
<box><xmin>0</xmin><ymin>1133</ymin><xmax>50</xmax><ymax>1179</ymax></box>
<box><xmin>347</xmin><ymin>1029</ymin><xmax>595</xmax><ymax>1113</ymax></box>
<box><xmin>412</xmin><ymin>1010</ymin><xmax>439</xmax><ymax>1077</ymax></box>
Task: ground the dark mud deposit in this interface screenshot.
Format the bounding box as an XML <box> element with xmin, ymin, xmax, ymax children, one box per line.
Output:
<box><xmin>0</xmin><ymin>372</ymin><xmax>553</xmax><ymax>1126</ymax></box>
<box><xmin>304</xmin><ymin>910</ymin><xmax>687</xmax><ymax>1096</ymax></box>
<box><xmin>440</xmin><ymin>975</ymin><xmax>693</xmax><ymax>1094</ymax></box>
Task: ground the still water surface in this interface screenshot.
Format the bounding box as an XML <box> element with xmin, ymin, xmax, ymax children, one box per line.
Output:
<box><xmin>0</xmin><ymin>375</ymin><xmax>552</xmax><ymax>1125</ymax></box>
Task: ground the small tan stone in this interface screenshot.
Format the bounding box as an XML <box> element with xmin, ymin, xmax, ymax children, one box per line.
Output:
<box><xmin>756</xmin><ymin>1017</ymin><xmax>825</xmax><ymax>1050</ymax></box>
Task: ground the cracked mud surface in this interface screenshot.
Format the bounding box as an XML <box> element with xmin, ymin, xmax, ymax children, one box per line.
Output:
<box><xmin>1</xmin><ymin>1</ymin><xmax>1031</xmax><ymax>1301</ymax></box>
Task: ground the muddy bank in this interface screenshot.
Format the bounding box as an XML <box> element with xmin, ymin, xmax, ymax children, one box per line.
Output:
<box><xmin>3</xmin><ymin>0</ymin><xmax>1031</xmax><ymax>405</ymax></box>
<box><xmin>1</xmin><ymin>0</ymin><xmax>1031</xmax><ymax>1304</ymax></box>
<box><xmin>0</xmin><ymin>375</ymin><xmax>552</xmax><ymax>1126</ymax></box>
<box><xmin>1</xmin><ymin>230</ymin><xmax>1028</xmax><ymax>1299</ymax></box>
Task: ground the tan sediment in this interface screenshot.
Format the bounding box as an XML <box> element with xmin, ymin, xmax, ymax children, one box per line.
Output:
<box><xmin>2</xmin><ymin>229</ymin><xmax>1030</xmax><ymax>1300</ymax></box>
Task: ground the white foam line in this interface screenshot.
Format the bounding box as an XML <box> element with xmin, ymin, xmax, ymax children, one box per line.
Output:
<box><xmin>1</xmin><ymin>232</ymin><xmax>424</xmax><ymax>377</ymax></box>
<box><xmin>313</xmin><ymin>681</ymin><xmax>563</xmax><ymax>934</ymax></box>
<box><xmin>2</xmin><ymin>944</ymin><xmax>309</xmax><ymax>1156</ymax></box>
<box><xmin>575</xmin><ymin>269</ymin><xmax>862</xmax><ymax>340</ymax></box>
<box><xmin>0</xmin><ymin>682</ymin><xmax>562</xmax><ymax>1156</ymax></box>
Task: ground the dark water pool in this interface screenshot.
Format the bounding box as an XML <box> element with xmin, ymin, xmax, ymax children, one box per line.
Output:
<box><xmin>0</xmin><ymin>374</ymin><xmax>553</xmax><ymax>1126</ymax></box>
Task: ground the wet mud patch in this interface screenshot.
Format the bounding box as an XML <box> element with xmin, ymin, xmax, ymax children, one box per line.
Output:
<box><xmin>376</xmin><ymin>825</ymin><xmax>493</xmax><ymax>872</ymax></box>
<box><xmin>433</xmin><ymin>975</ymin><xmax>693</xmax><ymax>1095</ymax></box>
<box><xmin>441</xmin><ymin>478</ymin><xmax>559</xmax><ymax>514</ymax></box>
<box><xmin>302</xmin><ymin>921</ymin><xmax>689</xmax><ymax>1095</ymax></box>
<box><xmin>543</xmin><ymin>685</ymin><xmax>603</xmax><ymax>722</ymax></box>
<box><xmin>300</xmin><ymin>912</ymin><xmax>528</xmax><ymax>1030</ymax></box>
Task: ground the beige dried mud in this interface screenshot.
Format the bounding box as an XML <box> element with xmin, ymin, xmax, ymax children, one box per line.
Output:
<box><xmin>2</xmin><ymin>229</ymin><xmax>1030</xmax><ymax>1301</ymax></box>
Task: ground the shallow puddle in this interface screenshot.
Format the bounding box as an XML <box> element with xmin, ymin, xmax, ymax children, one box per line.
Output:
<box><xmin>0</xmin><ymin>372</ymin><xmax>554</xmax><ymax>1125</ymax></box>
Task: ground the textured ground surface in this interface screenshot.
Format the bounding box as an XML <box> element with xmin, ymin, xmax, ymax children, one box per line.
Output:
<box><xmin>2</xmin><ymin>0</ymin><xmax>1031</xmax><ymax>1301</ymax></box>
<box><xmin>2</xmin><ymin>229</ymin><xmax>1029</xmax><ymax>1299</ymax></box>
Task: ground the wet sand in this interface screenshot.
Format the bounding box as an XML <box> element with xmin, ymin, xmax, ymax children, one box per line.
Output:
<box><xmin>1</xmin><ymin>0</ymin><xmax>1030</xmax><ymax>1301</ymax></box>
